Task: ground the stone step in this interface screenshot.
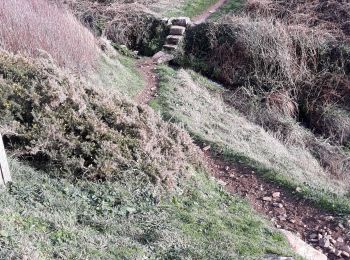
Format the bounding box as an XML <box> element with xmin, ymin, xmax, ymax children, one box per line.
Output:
<box><xmin>163</xmin><ymin>44</ymin><xmax>178</xmax><ymax>51</ymax></box>
<box><xmin>166</xmin><ymin>35</ymin><xmax>183</xmax><ymax>45</ymax></box>
<box><xmin>169</xmin><ymin>25</ymin><xmax>186</xmax><ymax>35</ymax></box>
<box><xmin>170</xmin><ymin>17</ymin><xmax>191</xmax><ymax>27</ymax></box>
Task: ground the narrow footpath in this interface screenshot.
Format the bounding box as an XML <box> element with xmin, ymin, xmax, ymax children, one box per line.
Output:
<box><xmin>134</xmin><ymin>1</ymin><xmax>350</xmax><ymax>259</ymax></box>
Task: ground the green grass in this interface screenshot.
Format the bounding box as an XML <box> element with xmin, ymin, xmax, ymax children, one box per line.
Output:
<box><xmin>0</xmin><ymin>159</ymin><xmax>294</xmax><ymax>259</ymax></box>
<box><xmin>208</xmin><ymin>0</ymin><xmax>245</xmax><ymax>20</ymax></box>
<box><xmin>151</xmin><ymin>65</ymin><xmax>350</xmax><ymax>214</ymax></box>
<box><xmin>89</xmin><ymin>52</ymin><xmax>144</xmax><ymax>98</ymax></box>
<box><xmin>166</xmin><ymin>0</ymin><xmax>218</xmax><ymax>18</ymax></box>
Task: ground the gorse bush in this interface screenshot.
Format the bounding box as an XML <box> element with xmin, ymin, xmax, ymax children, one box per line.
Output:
<box><xmin>0</xmin><ymin>0</ymin><xmax>98</xmax><ymax>70</ymax></box>
<box><xmin>0</xmin><ymin>50</ymin><xmax>198</xmax><ymax>185</ymax></box>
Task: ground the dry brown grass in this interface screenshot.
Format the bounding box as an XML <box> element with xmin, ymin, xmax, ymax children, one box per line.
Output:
<box><xmin>0</xmin><ymin>0</ymin><xmax>98</xmax><ymax>70</ymax></box>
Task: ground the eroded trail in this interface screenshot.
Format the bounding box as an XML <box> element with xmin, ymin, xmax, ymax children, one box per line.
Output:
<box><xmin>135</xmin><ymin>58</ymin><xmax>158</xmax><ymax>105</ymax></box>
<box><xmin>202</xmin><ymin>146</ymin><xmax>350</xmax><ymax>259</ymax></box>
<box><xmin>134</xmin><ymin>1</ymin><xmax>350</xmax><ymax>259</ymax></box>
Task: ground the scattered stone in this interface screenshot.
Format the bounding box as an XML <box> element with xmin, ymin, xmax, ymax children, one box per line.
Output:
<box><xmin>336</xmin><ymin>237</ymin><xmax>344</xmax><ymax>243</ymax></box>
<box><xmin>289</xmin><ymin>219</ymin><xmax>296</xmax><ymax>224</ymax></box>
<box><xmin>203</xmin><ymin>145</ymin><xmax>211</xmax><ymax>151</ymax></box>
<box><xmin>263</xmin><ymin>196</ymin><xmax>272</xmax><ymax>202</ymax></box>
<box><xmin>280</xmin><ymin>229</ymin><xmax>327</xmax><ymax>260</ymax></box>
<box><xmin>309</xmin><ymin>233</ymin><xmax>318</xmax><ymax>240</ymax></box>
<box><xmin>341</xmin><ymin>245</ymin><xmax>350</xmax><ymax>253</ymax></box>
<box><xmin>150</xmin><ymin>87</ymin><xmax>156</xmax><ymax>91</ymax></box>
<box><xmin>217</xmin><ymin>180</ymin><xmax>227</xmax><ymax>186</ymax></box>
<box><xmin>296</xmin><ymin>187</ymin><xmax>302</xmax><ymax>192</ymax></box>
<box><xmin>319</xmin><ymin>238</ymin><xmax>330</xmax><ymax>248</ymax></box>
<box><xmin>272</xmin><ymin>192</ymin><xmax>281</xmax><ymax>198</ymax></box>
<box><xmin>225</xmin><ymin>166</ymin><xmax>230</xmax><ymax>171</ymax></box>
<box><xmin>342</xmin><ymin>251</ymin><xmax>350</xmax><ymax>258</ymax></box>
<box><xmin>324</xmin><ymin>216</ymin><xmax>334</xmax><ymax>221</ymax></box>
<box><xmin>318</xmin><ymin>234</ymin><xmax>323</xmax><ymax>240</ymax></box>
<box><xmin>273</xmin><ymin>203</ymin><xmax>284</xmax><ymax>208</ymax></box>
<box><xmin>335</xmin><ymin>250</ymin><xmax>342</xmax><ymax>257</ymax></box>
<box><xmin>329</xmin><ymin>238</ymin><xmax>336</xmax><ymax>245</ymax></box>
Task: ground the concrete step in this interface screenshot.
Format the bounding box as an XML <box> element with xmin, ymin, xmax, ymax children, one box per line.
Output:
<box><xmin>166</xmin><ymin>35</ymin><xmax>183</xmax><ymax>45</ymax></box>
<box><xmin>163</xmin><ymin>44</ymin><xmax>178</xmax><ymax>51</ymax></box>
<box><xmin>170</xmin><ymin>17</ymin><xmax>191</xmax><ymax>27</ymax></box>
<box><xmin>169</xmin><ymin>25</ymin><xmax>186</xmax><ymax>35</ymax></box>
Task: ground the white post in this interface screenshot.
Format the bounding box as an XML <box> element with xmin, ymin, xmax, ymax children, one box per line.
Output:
<box><xmin>0</xmin><ymin>134</ymin><xmax>11</xmax><ymax>186</ymax></box>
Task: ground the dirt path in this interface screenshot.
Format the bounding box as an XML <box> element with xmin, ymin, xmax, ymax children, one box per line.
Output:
<box><xmin>134</xmin><ymin>1</ymin><xmax>350</xmax><ymax>259</ymax></box>
<box><xmin>192</xmin><ymin>0</ymin><xmax>227</xmax><ymax>24</ymax></box>
<box><xmin>135</xmin><ymin>58</ymin><xmax>158</xmax><ymax>105</ymax></box>
<box><xmin>201</xmin><ymin>146</ymin><xmax>350</xmax><ymax>259</ymax></box>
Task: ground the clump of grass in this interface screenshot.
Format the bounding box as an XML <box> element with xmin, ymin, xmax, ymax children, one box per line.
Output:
<box><xmin>0</xmin><ymin>0</ymin><xmax>98</xmax><ymax>70</ymax></box>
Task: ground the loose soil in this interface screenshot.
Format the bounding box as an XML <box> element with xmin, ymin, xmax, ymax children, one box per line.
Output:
<box><xmin>134</xmin><ymin>1</ymin><xmax>350</xmax><ymax>258</ymax></box>
<box><xmin>135</xmin><ymin>58</ymin><xmax>158</xmax><ymax>105</ymax></box>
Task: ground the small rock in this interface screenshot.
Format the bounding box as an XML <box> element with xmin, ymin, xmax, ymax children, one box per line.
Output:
<box><xmin>342</xmin><ymin>251</ymin><xmax>350</xmax><ymax>258</ymax></box>
<box><xmin>273</xmin><ymin>203</ymin><xmax>284</xmax><ymax>208</ymax></box>
<box><xmin>217</xmin><ymin>180</ymin><xmax>227</xmax><ymax>186</ymax></box>
<box><xmin>329</xmin><ymin>238</ymin><xmax>336</xmax><ymax>245</ymax></box>
<box><xmin>150</xmin><ymin>87</ymin><xmax>156</xmax><ymax>91</ymax></box>
<box><xmin>272</xmin><ymin>192</ymin><xmax>281</xmax><ymax>198</ymax></box>
<box><xmin>324</xmin><ymin>216</ymin><xmax>334</xmax><ymax>221</ymax></box>
<box><xmin>319</xmin><ymin>238</ymin><xmax>330</xmax><ymax>248</ymax></box>
<box><xmin>203</xmin><ymin>145</ymin><xmax>211</xmax><ymax>151</ymax></box>
<box><xmin>318</xmin><ymin>234</ymin><xmax>323</xmax><ymax>240</ymax></box>
<box><xmin>229</xmin><ymin>174</ymin><xmax>235</xmax><ymax>178</ymax></box>
<box><xmin>309</xmin><ymin>233</ymin><xmax>318</xmax><ymax>239</ymax></box>
<box><xmin>336</xmin><ymin>237</ymin><xmax>344</xmax><ymax>243</ymax></box>
<box><xmin>289</xmin><ymin>219</ymin><xmax>296</xmax><ymax>224</ymax></box>
<box><xmin>329</xmin><ymin>247</ymin><xmax>336</xmax><ymax>254</ymax></box>
<box><xmin>225</xmin><ymin>166</ymin><xmax>230</xmax><ymax>171</ymax></box>
<box><xmin>296</xmin><ymin>187</ymin><xmax>302</xmax><ymax>192</ymax></box>
<box><xmin>335</xmin><ymin>250</ymin><xmax>342</xmax><ymax>257</ymax></box>
<box><xmin>263</xmin><ymin>196</ymin><xmax>272</xmax><ymax>202</ymax></box>
<box><xmin>278</xmin><ymin>215</ymin><xmax>287</xmax><ymax>221</ymax></box>
<box><xmin>341</xmin><ymin>245</ymin><xmax>350</xmax><ymax>253</ymax></box>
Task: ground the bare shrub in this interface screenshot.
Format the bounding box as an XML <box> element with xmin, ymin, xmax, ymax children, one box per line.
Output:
<box><xmin>0</xmin><ymin>0</ymin><xmax>98</xmax><ymax>70</ymax></box>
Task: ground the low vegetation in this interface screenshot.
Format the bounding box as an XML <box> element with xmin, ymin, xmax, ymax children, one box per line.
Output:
<box><xmin>151</xmin><ymin>66</ymin><xmax>350</xmax><ymax>213</ymax></box>
<box><xmin>0</xmin><ymin>159</ymin><xmax>294</xmax><ymax>259</ymax></box>
<box><xmin>0</xmin><ymin>0</ymin><xmax>296</xmax><ymax>258</ymax></box>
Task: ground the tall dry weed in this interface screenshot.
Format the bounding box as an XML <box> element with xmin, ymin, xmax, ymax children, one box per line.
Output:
<box><xmin>0</xmin><ymin>0</ymin><xmax>98</xmax><ymax>70</ymax></box>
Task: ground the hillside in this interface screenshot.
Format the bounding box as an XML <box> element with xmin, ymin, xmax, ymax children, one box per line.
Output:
<box><xmin>0</xmin><ymin>0</ymin><xmax>349</xmax><ymax>259</ymax></box>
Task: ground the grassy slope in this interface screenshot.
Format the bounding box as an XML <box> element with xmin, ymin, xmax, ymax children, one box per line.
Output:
<box><xmin>0</xmin><ymin>159</ymin><xmax>293</xmax><ymax>259</ymax></box>
<box><xmin>151</xmin><ymin>65</ymin><xmax>350</xmax><ymax>214</ymax></box>
<box><xmin>164</xmin><ymin>0</ymin><xmax>218</xmax><ymax>18</ymax></box>
<box><xmin>0</xmin><ymin>49</ymin><xmax>294</xmax><ymax>258</ymax></box>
